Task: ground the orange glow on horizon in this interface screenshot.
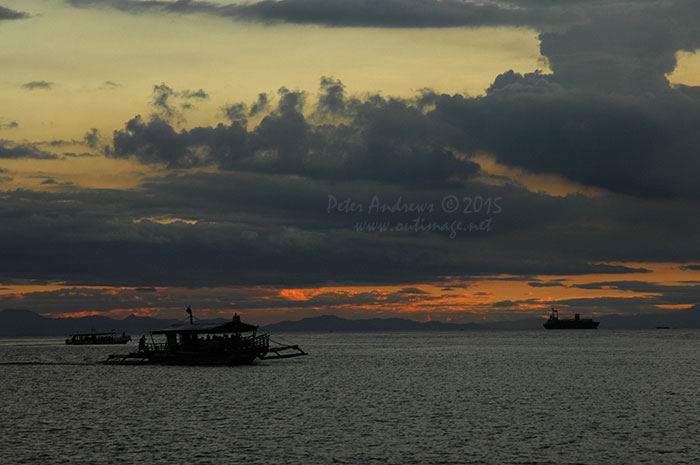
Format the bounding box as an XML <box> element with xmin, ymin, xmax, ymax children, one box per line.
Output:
<box><xmin>5</xmin><ymin>261</ymin><xmax>699</xmax><ymax>323</ymax></box>
<box><xmin>42</xmin><ymin>311</ymin><xmax>103</xmax><ymax>318</ymax></box>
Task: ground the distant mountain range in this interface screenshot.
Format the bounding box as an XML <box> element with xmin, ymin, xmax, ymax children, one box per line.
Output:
<box><xmin>2</xmin><ymin>306</ymin><xmax>700</xmax><ymax>337</ymax></box>
<box><xmin>0</xmin><ymin>309</ymin><xmax>178</xmax><ymax>337</ymax></box>
<box><xmin>261</xmin><ymin>314</ymin><xmax>486</xmax><ymax>332</ymax></box>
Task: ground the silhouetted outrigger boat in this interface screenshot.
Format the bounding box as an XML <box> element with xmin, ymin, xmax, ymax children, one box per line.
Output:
<box><xmin>104</xmin><ymin>307</ymin><xmax>306</xmax><ymax>365</ymax></box>
<box><xmin>66</xmin><ymin>330</ymin><xmax>131</xmax><ymax>345</ymax></box>
<box><xmin>543</xmin><ymin>308</ymin><xmax>599</xmax><ymax>329</ymax></box>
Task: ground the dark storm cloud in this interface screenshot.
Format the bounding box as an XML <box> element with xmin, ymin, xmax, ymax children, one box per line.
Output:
<box><xmin>0</xmin><ymin>5</ymin><xmax>28</xmax><ymax>20</ymax></box>
<box><xmin>66</xmin><ymin>0</ymin><xmax>700</xmax><ymax>97</ymax></box>
<box><xmin>109</xmin><ymin>74</ymin><xmax>700</xmax><ymax>198</ymax></box>
<box><xmin>66</xmin><ymin>0</ymin><xmax>573</xmax><ymax>28</ymax></box>
<box><xmin>538</xmin><ymin>2</ymin><xmax>700</xmax><ymax>93</ymax></box>
<box><xmin>681</xmin><ymin>265</ymin><xmax>700</xmax><ymax>271</ymax></box>
<box><xmin>65</xmin><ymin>0</ymin><xmax>700</xmax><ymax>197</ymax></box>
<box><xmin>227</xmin><ymin>0</ymin><xmax>551</xmax><ymax>28</ymax></box>
<box><xmin>0</xmin><ymin>141</ymin><xmax>58</xmax><ymax>160</ymax></box>
<box><xmin>109</xmin><ymin>81</ymin><xmax>479</xmax><ymax>185</ymax></box>
<box><xmin>0</xmin><ymin>164</ymin><xmax>696</xmax><ymax>289</ymax></box>
<box><xmin>21</xmin><ymin>81</ymin><xmax>53</xmax><ymax>90</ymax></box>
<box><xmin>0</xmin><ymin>0</ymin><xmax>693</xmax><ymax>315</ymax></box>
<box><xmin>430</xmin><ymin>72</ymin><xmax>700</xmax><ymax>197</ymax></box>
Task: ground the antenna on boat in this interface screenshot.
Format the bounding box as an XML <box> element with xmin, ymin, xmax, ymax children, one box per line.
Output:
<box><xmin>186</xmin><ymin>306</ymin><xmax>193</xmax><ymax>324</ymax></box>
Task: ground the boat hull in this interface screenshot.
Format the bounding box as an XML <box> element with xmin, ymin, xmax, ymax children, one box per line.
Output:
<box><xmin>138</xmin><ymin>349</ymin><xmax>264</xmax><ymax>366</ymax></box>
<box><xmin>65</xmin><ymin>336</ymin><xmax>132</xmax><ymax>345</ymax></box>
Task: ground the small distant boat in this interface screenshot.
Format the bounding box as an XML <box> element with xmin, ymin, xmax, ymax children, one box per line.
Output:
<box><xmin>104</xmin><ymin>307</ymin><xmax>306</xmax><ymax>365</ymax></box>
<box><xmin>543</xmin><ymin>308</ymin><xmax>599</xmax><ymax>330</ymax></box>
<box><xmin>66</xmin><ymin>330</ymin><xmax>132</xmax><ymax>345</ymax></box>
<box><xmin>655</xmin><ymin>326</ymin><xmax>670</xmax><ymax>330</ymax></box>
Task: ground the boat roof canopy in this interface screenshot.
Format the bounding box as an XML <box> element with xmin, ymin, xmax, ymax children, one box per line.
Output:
<box><xmin>151</xmin><ymin>315</ymin><xmax>258</xmax><ymax>335</ymax></box>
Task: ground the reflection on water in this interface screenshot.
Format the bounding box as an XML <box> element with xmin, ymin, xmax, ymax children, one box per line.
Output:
<box><xmin>3</xmin><ymin>330</ymin><xmax>699</xmax><ymax>464</ymax></box>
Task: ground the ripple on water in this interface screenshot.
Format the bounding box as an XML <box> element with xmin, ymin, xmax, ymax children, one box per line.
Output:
<box><xmin>3</xmin><ymin>330</ymin><xmax>700</xmax><ymax>464</ymax></box>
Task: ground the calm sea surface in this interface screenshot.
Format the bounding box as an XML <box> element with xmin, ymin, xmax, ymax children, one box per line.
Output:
<box><xmin>3</xmin><ymin>330</ymin><xmax>700</xmax><ymax>465</ymax></box>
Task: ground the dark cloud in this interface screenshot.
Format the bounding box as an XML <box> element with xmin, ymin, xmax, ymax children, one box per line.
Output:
<box><xmin>222</xmin><ymin>103</ymin><xmax>247</xmax><ymax>124</ymax></box>
<box><xmin>181</xmin><ymin>88</ymin><xmax>208</xmax><ymax>100</ymax></box>
<box><xmin>528</xmin><ymin>281</ymin><xmax>566</xmax><ymax>288</ymax></box>
<box><xmin>21</xmin><ymin>81</ymin><xmax>53</xmax><ymax>90</ymax></box>
<box><xmin>571</xmin><ymin>281</ymin><xmax>700</xmax><ymax>305</ymax></box>
<box><xmin>228</xmin><ymin>0</ymin><xmax>547</xmax><ymax>28</ymax></box>
<box><xmin>0</xmin><ymin>141</ymin><xmax>58</xmax><ymax>160</ymax></box>
<box><xmin>64</xmin><ymin>1</ymin><xmax>700</xmax><ymax>197</ymax></box>
<box><xmin>0</xmin><ymin>6</ymin><xmax>28</xmax><ymax>20</ymax></box>
<box><xmin>397</xmin><ymin>287</ymin><xmax>431</xmax><ymax>295</ymax></box>
<box><xmin>84</xmin><ymin>128</ymin><xmax>100</xmax><ymax>148</ymax></box>
<box><xmin>151</xmin><ymin>83</ymin><xmax>209</xmax><ymax>123</ymax></box>
<box><xmin>0</xmin><ymin>165</ymin><xmax>696</xmax><ymax>290</ymax></box>
<box><xmin>249</xmin><ymin>93</ymin><xmax>271</xmax><ymax>117</ymax></box>
<box><xmin>108</xmin><ymin>73</ymin><xmax>700</xmax><ymax>198</ymax></box>
<box><xmin>314</xmin><ymin>76</ymin><xmax>354</xmax><ymax>118</ymax></box>
<box><xmin>66</xmin><ymin>0</ymin><xmax>577</xmax><ymax>28</ymax></box>
<box><xmin>46</xmin><ymin>139</ymin><xmax>76</xmax><ymax>147</ymax></box>
<box><xmin>109</xmin><ymin>80</ymin><xmax>479</xmax><ymax>185</ymax></box>
<box><xmin>65</xmin><ymin>1</ymin><xmax>700</xmax><ymax>96</ymax></box>
<box><xmin>430</xmin><ymin>69</ymin><xmax>700</xmax><ymax>197</ymax></box>
<box><xmin>3</xmin><ymin>0</ymin><xmax>698</xmax><ymax>306</ymax></box>
<box><xmin>538</xmin><ymin>2</ymin><xmax>700</xmax><ymax>93</ymax></box>
<box><xmin>681</xmin><ymin>265</ymin><xmax>700</xmax><ymax>271</ymax></box>
<box><xmin>62</xmin><ymin>152</ymin><xmax>97</xmax><ymax>158</ymax></box>
<box><xmin>73</xmin><ymin>67</ymin><xmax>696</xmax><ymax>289</ymax></box>
<box><xmin>0</xmin><ymin>121</ymin><xmax>19</xmax><ymax>130</ymax></box>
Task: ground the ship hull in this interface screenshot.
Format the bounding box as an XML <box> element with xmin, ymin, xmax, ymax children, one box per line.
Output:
<box><xmin>544</xmin><ymin>321</ymin><xmax>599</xmax><ymax>329</ymax></box>
<box><xmin>65</xmin><ymin>336</ymin><xmax>132</xmax><ymax>345</ymax></box>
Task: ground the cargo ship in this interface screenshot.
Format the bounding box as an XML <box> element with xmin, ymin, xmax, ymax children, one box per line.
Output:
<box><xmin>543</xmin><ymin>308</ymin><xmax>599</xmax><ymax>329</ymax></box>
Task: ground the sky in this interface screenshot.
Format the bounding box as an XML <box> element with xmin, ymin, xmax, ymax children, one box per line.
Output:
<box><xmin>1</xmin><ymin>0</ymin><xmax>700</xmax><ymax>324</ymax></box>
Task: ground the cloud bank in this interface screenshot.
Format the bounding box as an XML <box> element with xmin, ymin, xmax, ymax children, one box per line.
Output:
<box><xmin>0</xmin><ymin>6</ymin><xmax>28</xmax><ymax>21</ymax></box>
<box><xmin>21</xmin><ymin>80</ymin><xmax>54</xmax><ymax>90</ymax></box>
<box><xmin>0</xmin><ymin>0</ymin><xmax>697</xmax><ymax>320</ymax></box>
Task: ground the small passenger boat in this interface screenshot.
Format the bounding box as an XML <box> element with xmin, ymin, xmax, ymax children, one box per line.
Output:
<box><xmin>104</xmin><ymin>307</ymin><xmax>306</xmax><ymax>365</ymax></box>
<box><xmin>65</xmin><ymin>330</ymin><xmax>132</xmax><ymax>345</ymax></box>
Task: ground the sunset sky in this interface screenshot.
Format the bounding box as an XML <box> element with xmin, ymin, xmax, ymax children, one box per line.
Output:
<box><xmin>1</xmin><ymin>0</ymin><xmax>700</xmax><ymax>324</ymax></box>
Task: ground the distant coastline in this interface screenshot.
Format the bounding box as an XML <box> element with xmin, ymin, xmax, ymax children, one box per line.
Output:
<box><xmin>2</xmin><ymin>307</ymin><xmax>700</xmax><ymax>336</ymax></box>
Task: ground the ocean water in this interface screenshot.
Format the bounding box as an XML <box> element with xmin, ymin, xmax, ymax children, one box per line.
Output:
<box><xmin>3</xmin><ymin>330</ymin><xmax>700</xmax><ymax>465</ymax></box>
